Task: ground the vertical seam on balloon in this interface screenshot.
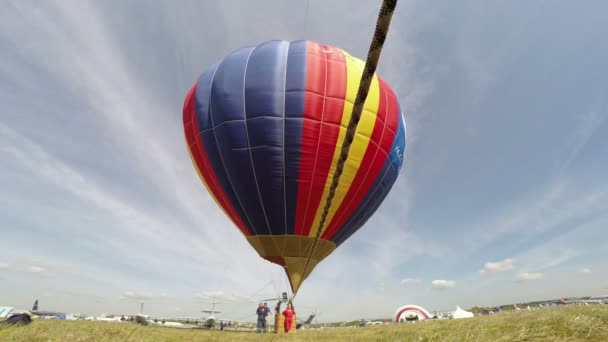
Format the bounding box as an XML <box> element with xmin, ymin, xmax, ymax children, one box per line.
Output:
<box><xmin>327</xmin><ymin>80</ymin><xmax>389</xmax><ymax>236</ymax></box>
<box><xmin>208</xmin><ymin>55</ymin><xmax>258</xmax><ymax>235</ymax></box>
<box><xmin>242</xmin><ymin>44</ymin><xmax>272</xmax><ymax>234</ymax></box>
<box><xmin>282</xmin><ymin>41</ymin><xmax>291</xmax><ymax>237</ymax></box>
<box><xmin>301</xmin><ymin>44</ymin><xmax>329</xmax><ymax>235</ymax></box>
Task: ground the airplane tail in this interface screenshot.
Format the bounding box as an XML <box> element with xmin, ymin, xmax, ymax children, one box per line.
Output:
<box><xmin>32</xmin><ymin>299</ymin><xmax>39</xmax><ymax>312</ymax></box>
<box><xmin>304</xmin><ymin>314</ymin><xmax>315</xmax><ymax>325</ymax></box>
<box><xmin>296</xmin><ymin>314</ymin><xmax>316</xmax><ymax>329</ymax></box>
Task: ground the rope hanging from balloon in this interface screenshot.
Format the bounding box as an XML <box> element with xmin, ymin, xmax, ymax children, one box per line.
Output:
<box><xmin>292</xmin><ymin>0</ymin><xmax>399</xmax><ymax>300</ymax></box>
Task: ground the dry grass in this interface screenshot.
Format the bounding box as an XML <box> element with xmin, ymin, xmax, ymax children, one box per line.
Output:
<box><xmin>1</xmin><ymin>305</ymin><xmax>607</xmax><ymax>341</ymax></box>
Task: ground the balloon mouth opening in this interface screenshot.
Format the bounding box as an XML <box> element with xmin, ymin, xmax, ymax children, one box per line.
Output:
<box><xmin>246</xmin><ymin>235</ymin><xmax>336</xmax><ymax>293</ymax></box>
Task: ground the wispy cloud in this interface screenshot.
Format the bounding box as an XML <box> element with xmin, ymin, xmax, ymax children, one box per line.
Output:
<box><xmin>0</xmin><ymin>124</ymin><xmax>213</xmax><ymax>262</ymax></box>
<box><xmin>480</xmin><ymin>258</ymin><xmax>514</xmax><ymax>273</ymax></box>
<box><xmin>579</xmin><ymin>268</ymin><xmax>591</xmax><ymax>274</ymax></box>
<box><xmin>194</xmin><ymin>291</ymin><xmax>254</xmax><ymax>303</ymax></box>
<box><xmin>516</xmin><ymin>247</ymin><xmax>580</xmax><ymax>274</ymax></box>
<box><xmin>120</xmin><ymin>291</ymin><xmax>170</xmax><ymax>302</ymax></box>
<box><xmin>432</xmin><ymin>280</ymin><xmax>456</xmax><ymax>289</ymax></box>
<box><xmin>401</xmin><ymin>278</ymin><xmax>422</xmax><ymax>286</ymax></box>
<box><xmin>462</xmin><ymin>180</ymin><xmax>608</xmax><ymax>258</ymax></box>
<box><xmin>1</xmin><ymin>122</ymin><xmax>271</xmax><ymax>291</ymax></box>
<box><xmin>0</xmin><ymin>258</ymin><xmax>65</xmax><ymax>276</ymax></box>
<box><xmin>24</xmin><ymin>266</ymin><xmax>45</xmax><ymax>274</ymax></box>
<box><xmin>557</xmin><ymin>106</ymin><xmax>606</xmax><ymax>174</ymax></box>
<box><xmin>514</xmin><ymin>273</ymin><xmax>544</xmax><ymax>282</ymax></box>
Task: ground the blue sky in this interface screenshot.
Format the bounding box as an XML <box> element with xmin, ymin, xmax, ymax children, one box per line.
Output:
<box><xmin>1</xmin><ymin>0</ymin><xmax>607</xmax><ymax>321</ymax></box>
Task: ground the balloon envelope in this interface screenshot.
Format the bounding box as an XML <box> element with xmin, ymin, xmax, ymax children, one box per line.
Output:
<box><xmin>183</xmin><ymin>40</ymin><xmax>406</xmax><ymax>292</ymax></box>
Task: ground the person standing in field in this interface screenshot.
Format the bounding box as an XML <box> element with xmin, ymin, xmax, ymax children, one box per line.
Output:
<box><xmin>256</xmin><ymin>303</ymin><xmax>266</xmax><ymax>333</ymax></box>
<box><xmin>263</xmin><ymin>302</ymin><xmax>271</xmax><ymax>329</ymax></box>
<box><xmin>282</xmin><ymin>302</ymin><xmax>296</xmax><ymax>332</ymax></box>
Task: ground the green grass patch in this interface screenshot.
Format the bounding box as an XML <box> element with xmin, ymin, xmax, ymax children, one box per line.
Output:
<box><xmin>1</xmin><ymin>306</ymin><xmax>607</xmax><ymax>341</ymax></box>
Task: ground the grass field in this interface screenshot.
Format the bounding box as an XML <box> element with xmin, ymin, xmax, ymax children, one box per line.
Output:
<box><xmin>1</xmin><ymin>306</ymin><xmax>607</xmax><ymax>341</ymax></box>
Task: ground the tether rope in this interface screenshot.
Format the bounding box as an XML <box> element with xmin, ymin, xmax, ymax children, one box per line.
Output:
<box><xmin>291</xmin><ymin>0</ymin><xmax>399</xmax><ymax>301</ymax></box>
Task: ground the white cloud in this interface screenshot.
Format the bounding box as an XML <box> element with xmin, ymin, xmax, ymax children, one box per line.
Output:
<box><xmin>25</xmin><ymin>266</ymin><xmax>45</xmax><ymax>273</ymax></box>
<box><xmin>0</xmin><ymin>126</ymin><xmax>206</xmax><ymax>260</ymax></box>
<box><xmin>558</xmin><ymin>108</ymin><xmax>606</xmax><ymax>174</ymax></box>
<box><xmin>1</xmin><ymin>123</ymin><xmax>271</xmax><ymax>289</ymax></box>
<box><xmin>481</xmin><ymin>258</ymin><xmax>514</xmax><ymax>273</ymax></box>
<box><xmin>194</xmin><ymin>291</ymin><xmax>253</xmax><ymax>303</ymax></box>
<box><xmin>432</xmin><ymin>280</ymin><xmax>456</xmax><ymax>289</ymax></box>
<box><xmin>0</xmin><ymin>262</ymin><xmax>8</xmax><ymax>269</ymax></box>
<box><xmin>120</xmin><ymin>291</ymin><xmax>170</xmax><ymax>302</ymax></box>
<box><xmin>0</xmin><ymin>242</ymin><xmax>157</xmax><ymax>293</ymax></box>
<box><xmin>579</xmin><ymin>268</ymin><xmax>591</xmax><ymax>274</ymax></box>
<box><xmin>516</xmin><ymin>247</ymin><xmax>580</xmax><ymax>274</ymax></box>
<box><xmin>400</xmin><ymin>278</ymin><xmax>422</xmax><ymax>286</ymax></box>
<box><xmin>514</xmin><ymin>272</ymin><xmax>544</xmax><ymax>282</ymax></box>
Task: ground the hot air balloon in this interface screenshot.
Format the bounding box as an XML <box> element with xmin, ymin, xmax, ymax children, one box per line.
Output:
<box><xmin>183</xmin><ymin>40</ymin><xmax>406</xmax><ymax>293</ymax></box>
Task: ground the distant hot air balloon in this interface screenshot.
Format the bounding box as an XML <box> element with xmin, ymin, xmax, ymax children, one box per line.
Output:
<box><xmin>183</xmin><ymin>40</ymin><xmax>406</xmax><ymax>293</ymax></box>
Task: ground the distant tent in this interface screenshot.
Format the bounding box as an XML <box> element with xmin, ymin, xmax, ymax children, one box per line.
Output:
<box><xmin>393</xmin><ymin>305</ymin><xmax>433</xmax><ymax>323</ymax></box>
<box><xmin>0</xmin><ymin>313</ymin><xmax>33</xmax><ymax>326</ymax></box>
<box><xmin>451</xmin><ymin>306</ymin><xmax>474</xmax><ymax>319</ymax></box>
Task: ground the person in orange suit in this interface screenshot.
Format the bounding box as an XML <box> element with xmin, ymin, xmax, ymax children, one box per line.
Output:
<box><xmin>282</xmin><ymin>302</ymin><xmax>296</xmax><ymax>332</ymax></box>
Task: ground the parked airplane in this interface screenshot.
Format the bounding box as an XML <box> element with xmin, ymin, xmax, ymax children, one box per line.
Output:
<box><xmin>30</xmin><ymin>299</ymin><xmax>68</xmax><ymax>319</ymax></box>
<box><xmin>83</xmin><ymin>316</ymin><xmax>124</xmax><ymax>322</ymax></box>
<box><xmin>200</xmin><ymin>300</ymin><xmax>221</xmax><ymax>329</ymax></box>
<box><xmin>133</xmin><ymin>314</ymin><xmax>197</xmax><ymax>329</ymax></box>
<box><xmin>149</xmin><ymin>300</ymin><xmax>252</xmax><ymax>329</ymax></box>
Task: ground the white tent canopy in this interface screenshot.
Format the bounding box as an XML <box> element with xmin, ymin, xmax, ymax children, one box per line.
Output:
<box><xmin>451</xmin><ymin>306</ymin><xmax>474</xmax><ymax>319</ymax></box>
